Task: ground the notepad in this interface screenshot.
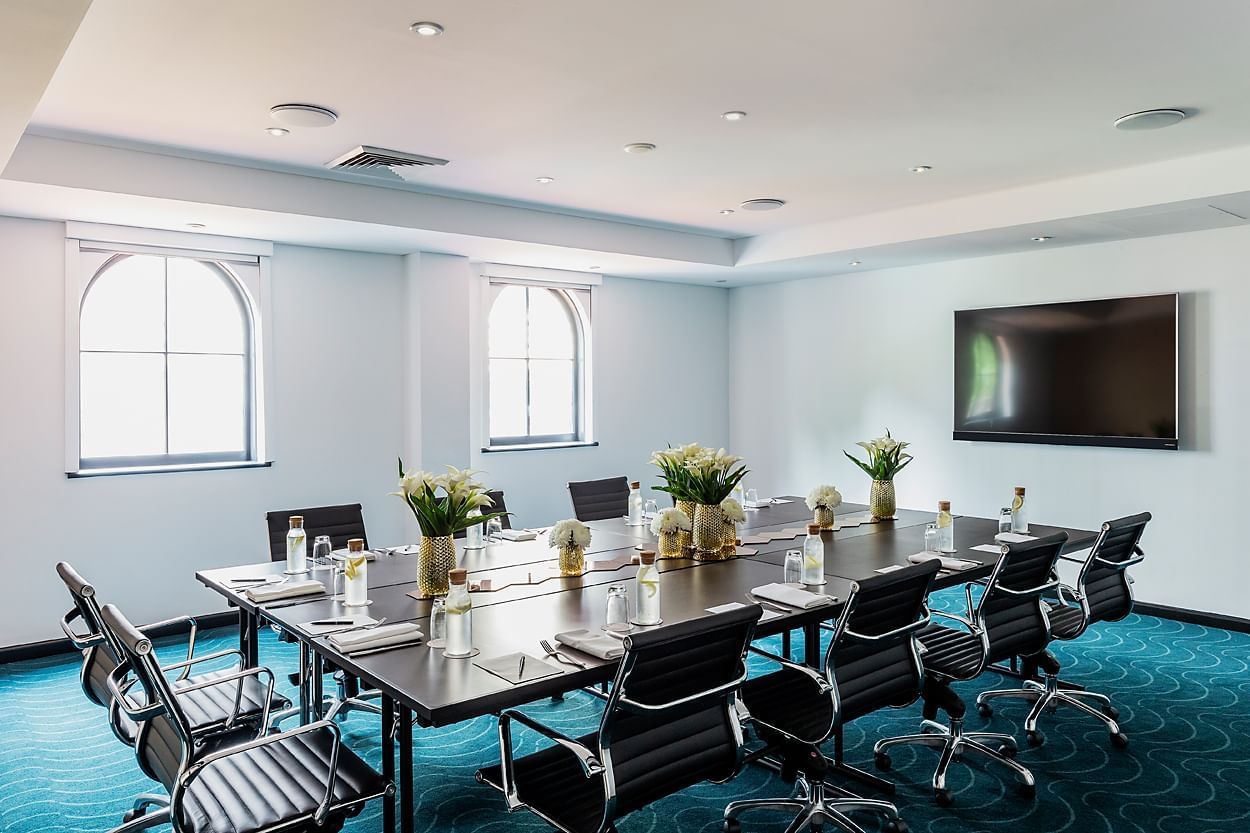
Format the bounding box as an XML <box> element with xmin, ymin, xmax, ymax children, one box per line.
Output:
<box><xmin>995</xmin><ymin>532</ymin><xmax>1038</xmax><ymax>543</ymax></box>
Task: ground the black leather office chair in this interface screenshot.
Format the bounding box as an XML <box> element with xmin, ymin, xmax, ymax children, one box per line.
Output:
<box><xmin>56</xmin><ymin>561</ymin><xmax>286</xmax><ymax>748</ymax></box>
<box><xmin>476</xmin><ymin>605</ymin><xmax>762</xmax><ymax>833</ymax></box>
<box><xmin>99</xmin><ymin>603</ymin><xmax>390</xmax><ymax>833</ymax></box>
<box><xmin>975</xmin><ymin>513</ymin><xmax>1149</xmax><ymax>748</ymax></box>
<box><xmin>874</xmin><ymin>534</ymin><xmax>1069</xmax><ymax>805</ymax></box>
<box><xmin>567</xmin><ymin>477</ymin><xmax>630</xmax><ymax>522</ymax></box>
<box><xmin>725</xmin><ymin>563</ymin><xmax>940</xmax><ymax>833</ymax></box>
<box><xmin>454</xmin><ymin>489</ymin><xmax>511</xmax><ymax>539</ymax></box>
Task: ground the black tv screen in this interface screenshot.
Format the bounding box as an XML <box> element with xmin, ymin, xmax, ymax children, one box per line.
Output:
<box><xmin>953</xmin><ymin>294</ymin><xmax>1178</xmax><ymax>450</ymax></box>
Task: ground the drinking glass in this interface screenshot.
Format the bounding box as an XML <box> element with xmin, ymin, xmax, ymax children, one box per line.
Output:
<box><xmin>311</xmin><ymin>535</ymin><xmax>332</xmax><ymax>569</ymax></box>
<box><xmin>745</xmin><ymin>488</ymin><xmax>759</xmax><ymax>506</ymax></box>
<box><xmin>605</xmin><ymin>585</ymin><xmax>632</xmax><ymax>634</ymax></box>
<box><xmin>998</xmin><ymin>508</ymin><xmax>1013</xmax><ymax>536</ymax></box>
<box><xmin>427</xmin><ymin>597</ymin><xmax>447</xmax><ymax>648</ymax></box>
<box><xmin>643</xmin><ymin>499</ymin><xmax>659</xmax><ymax>520</ymax></box>
<box><xmin>924</xmin><ymin>523</ymin><xmax>940</xmax><ymax>553</ymax></box>
<box><xmin>783</xmin><ymin>550</ymin><xmax>803</xmax><ymax>584</ymax></box>
<box><xmin>485</xmin><ymin>517</ymin><xmax>504</xmax><ymax>542</ymax></box>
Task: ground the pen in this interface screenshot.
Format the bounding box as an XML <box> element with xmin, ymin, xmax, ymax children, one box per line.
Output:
<box><xmin>518</xmin><ymin>655</ymin><xmax>526</xmax><ymax>678</ymax></box>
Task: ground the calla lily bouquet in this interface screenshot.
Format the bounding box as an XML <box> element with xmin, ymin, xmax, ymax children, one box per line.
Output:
<box><xmin>650</xmin><ymin>443</ymin><xmax>749</xmax><ymax>505</ymax></box>
<box><xmin>392</xmin><ymin>459</ymin><xmax>508</xmax><ymax>537</ymax></box>
<box><xmin>844</xmin><ymin>431</ymin><xmax>913</xmax><ymax>481</ymax></box>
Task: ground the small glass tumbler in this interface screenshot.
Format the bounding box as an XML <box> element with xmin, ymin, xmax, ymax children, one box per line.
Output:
<box><xmin>924</xmin><ymin>523</ymin><xmax>940</xmax><ymax>553</ymax></box>
<box><xmin>643</xmin><ymin>499</ymin><xmax>659</xmax><ymax>520</ymax></box>
<box><xmin>311</xmin><ymin>535</ymin><xmax>332</xmax><ymax>569</ymax></box>
<box><xmin>998</xmin><ymin>508</ymin><xmax>1013</xmax><ymax>536</ymax></box>
<box><xmin>485</xmin><ymin>517</ymin><xmax>503</xmax><ymax>542</ymax></box>
<box><xmin>745</xmin><ymin>488</ymin><xmax>759</xmax><ymax>506</ymax></box>
<box><xmin>605</xmin><ymin>584</ymin><xmax>632</xmax><ymax>634</ymax></box>
<box><xmin>784</xmin><ymin>550</ymin><xmax>803</xmax><ymax>584</ymax></box>
<box><xmin>427</xmin><ymin>597</ymin><xmax>447</xmax><ymax>649</ymax></box>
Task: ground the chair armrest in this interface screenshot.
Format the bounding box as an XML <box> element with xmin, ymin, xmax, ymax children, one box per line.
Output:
<box><xmin>747</xmin><ymin>646</ymin><xmax>832</xmax><ymax>694</ymax></box>
<box><xmin>60</xmin><ymin>608</ymin><xmax>104</xmax><ymax>650</ymax></box>
<box><xmin>173</xmin><ymin>665</ymin><xmax>275</xmax><ymax>732</ymax></box>
<box><xmin>496</xmin><ymin>709</ymin><xmax>604</xmax><ymax>811</ymax></box>
<box><xmin>177</xmin><ymin>719</ymin><xmax>343</xmax><ymax>825</ymax></box>
<box><xmin>105</xmin><ymin>663</ymin><xmax>166</xmax><ymax>722</ymax></box>
<box><xmin>138</xmin><ymin>615</ymin><xmax>199</xmax><ymax>680</ymax></box>
<box><xmin>1058</xmin><ymin>553</ymin><xmax>1088</xmax><ymax>565</ymax></box>
<box><xmin>930</xmin><ymin>609</ymin><xmax>977</xmax><ymax>632</ymax></box>
<box><xmin>1054</xmin><ymin>582</ymin><xmax>1083</xmax><ymax>606</ymax></box>
<box><xmin>160</xmin><ymin>648</ymin><xmax>245</xmax><ymax>675</ymax></box>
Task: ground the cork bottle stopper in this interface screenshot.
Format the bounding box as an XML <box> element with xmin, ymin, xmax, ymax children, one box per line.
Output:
<box><xmin>449</xmin><ymin>568</ymin><xmax>468</xmax><ymax>584</ymax></box>
<box><xmin>807</xmin><ymin>523</ymin><xmax>821</xmax><ymax>534</ymax></box>
<box><xmin>639</xmin><ymin>550</ymin><xmax>657</xmax><ymax>565</ymax></box>
<box><xmin>630</xmin><ymin>481</ymin><xmax>641</xmax><ymax>489</ymax></box>
<box><xmin>1014</xmin><ymin>486</ymin><xmax>1026</xmax><ymax>496</ymax></box>
<box><xmin>347</xmin><ymin>538</ymin><xmax>364</xmax><ymax>552</ymax></box>
<box><xmin>938</xmin><ymin>501</ymin><xmax>951</xmax><ymax>511</ymax></box>
<box><xmin>289</xmin><ymin>516</ymin><xmax>304</xmax><ymax>528</ymax></box>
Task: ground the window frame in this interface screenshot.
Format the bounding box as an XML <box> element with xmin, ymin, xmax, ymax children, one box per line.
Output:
<box><xmin>480</xmin><ymin>273</ymin><xmax>595</xmax><ymax>452</ymax></box>
<box><xmin>64</xmin><ymin>225</ymin><xmax>272</xmax><ymax>476</ymax></box>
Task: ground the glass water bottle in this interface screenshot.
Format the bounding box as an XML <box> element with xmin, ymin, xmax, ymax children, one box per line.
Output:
<box><xmin>343</xmin><ymin>538</ymin><xmax>369</xmax><ymax>607</ymax></box>
<box><xmin>627</xmin><ymin>480</ymin><xmax>643</xmax><ymax>526</ymax></box>
<box><xmin>802</xmin><ymin>523</ymin><xmax>825</xmax><ymax>585</ymax></box>
<box><xmin>937</xmin><ymin>501</ymin><xmax>955</xmax><ymax>552</ymax></box>
<box><xmin>444</xmin><ymin>568</ymin><xmax>474</xmax><ymax>658</ymax></box>
<box><xmin>464</xmin><ymin>508</ymin><xmax>484</xmax><ymax>549</ymax></box>
<box><xmin>285</xmin><ymin>516</ymin><xmax>307</xmax><ymax>574</ymax></box>
<box><xmin>1011</xmin><ymin>487</ymin><xmax>1029</xmax><ymax>533</ymax></box>
<box><xmin>635</xmin><ymin>550</ymin><xmax>662</xmax><ymax>625</ymax></box>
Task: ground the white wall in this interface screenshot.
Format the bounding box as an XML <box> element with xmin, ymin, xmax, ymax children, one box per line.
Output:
<box><xmin>730</xmin><ymin>225</ymin><xmax>1248</xmax><ymax>619</ymax></box>
<box><xmin>0</xmin><ymin>218</ymin><xmax>408</xmax><ymax>646</ymax></box>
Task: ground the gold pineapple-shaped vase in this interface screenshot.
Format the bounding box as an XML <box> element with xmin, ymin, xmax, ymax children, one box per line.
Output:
<box><xmin>415</xmin><ymin>534</ymin><xmax>458</xmax><ymax>598</ymax></box>
<box><xmin>658</xmin><ymin>530</ymin><xmax>684</xmax><ymax>559</ymax></box>
<box><xmin>693</xmin><ymin>503</ymin><xmax>732</xmax><ymax>561</ymax></box>
<box><xmin>558</xmin><ymin>544</ymin><xmax>585</xmax><ymax>576</ymax></box>
<box><xmin>676</xmin><ymin>500</ymin><xmax>696</xmax><ymax>552</ymax></box>
<box><xmin>813</xmin><ymin>506</ymin><xmax>837</xmax><ymax>529</ymax></box>
<box><xmin>869</xmin><ymin>480</ymin><xmax>897</xmax><ymax>521</ymax></box>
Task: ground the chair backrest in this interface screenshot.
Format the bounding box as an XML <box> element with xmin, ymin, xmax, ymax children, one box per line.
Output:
<box><xmin>55</xmin><ymin>561</ymin><xmax>122</xmax><ymax>709</ymax></box>
<box><xmin>567</xmin><ymin>477</ymin><xmax>630</xmax><ymax>522</ymax></box>
<box><xmin>974</xmin><ymin>532</ymin><xmax>1067</xmax><ymax>663</ymax></box>
<box><xmin>265</xmin><ymin>503</ymin><xmax>367</xmax><ymax>562</ymax></box>
<box><xmin>453</xmin><ymin>489</ymin><xmax>511</xmax><ymax>539</ymax></box>
<box><xmin>597</xmin><ymin>605</ymin><xmax>760</xmax><ymax>822</ymax></box>
<box><xmin>826</xmin><ymin>560</ymin><xmax>938</xmax><ymax>724</ymax></box>
<box><xmin>99</xmin><ymin>603</ymin><xmax>192</xmax><ymax>793</ymax></box>
<box><xmin>1076</xmin><ymin>512</ymin><xmax>1150</xmax><ymax>625</ymax></box>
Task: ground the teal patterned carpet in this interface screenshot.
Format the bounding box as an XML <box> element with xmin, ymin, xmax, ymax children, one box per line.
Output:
<box><xmin>2</xmin><ymin>603</ymin><xmax>1248</xmax><ymax>833</ymax></box>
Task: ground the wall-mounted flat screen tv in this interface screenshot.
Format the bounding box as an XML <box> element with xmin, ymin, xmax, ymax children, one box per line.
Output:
<box><xmin>953</xmin><ymin>294</ymin><xmax>1178</xmax><ymax>450</ymax></box>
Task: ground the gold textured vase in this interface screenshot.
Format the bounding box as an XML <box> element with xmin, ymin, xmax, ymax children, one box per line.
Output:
<box><xmin>558</xmin><ymin>544</ymin><xmax>585</xmax><ymax>576</ymax></box>
<box><xmin>721</xmin><ymin>520</ymin><xmax>738</xmax><ymax>557</ymax></box>
<box><xmin>869</xmin><ymin>480</ymin><xmax>896</xmax><ymax>521</ymax></box>
<box><xmin>693</xmin><ymin>503</ymin><xmax>732</xmax><ymax>561</ymax></box>
<box><xmin>415</xmin><ymin>534</ymin><xmax>457</xmax><ymax>598</ymax></box>
<box><xmin>813</xmin><ymin>506</ymin><xmax>837</xmax><ymax>529</ymax></box>
<box><xmin>676</xmin><ymin>500</ymin><xmax>696</xmax><ymax>552</ymax></box>
<box><xmin>658</xmin><ymin>529</ymin><xmax>684</xmax><ymax>559</ymax></box>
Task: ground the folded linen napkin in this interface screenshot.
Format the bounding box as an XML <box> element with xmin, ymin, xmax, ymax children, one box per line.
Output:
<box><xmin>995</xmin><ymin>532</ymin><xmax>1037</xmax><ymax>543</ymax></box>
<box><xmin>907</xmin><ymin>552</ymin><xmax>980</xmax><ymax>571</ymax></box>
<box><xmin>500</xmin><ymin>529</ymin><xmax>537</xmax><ymax>541</ymax></box>
<box><xmin>750</xmin><ymin>582</ymin><xmax>836</xmax><ymax>609</ymax></box>
<box><xmin>328</xmin><ymin>623</ymin><xmax>424</xmax><ymax>655</ymax></box>
<box><xmin>555</xmin><ymin>628</ymin><xmax>625</xmax><ymax>660</ymax></box>
<box><xmin>245</xmin><ymin>578</ymin><xmax>325</xmax><ymax>603</ymax></box>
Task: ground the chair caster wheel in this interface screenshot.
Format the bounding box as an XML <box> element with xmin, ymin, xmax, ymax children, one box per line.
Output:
<box><xmin>1104</xmin><ymin>705</ymin><xmax>1120</xmax><ymax>720</ymax></box>
<box><xmin>1018</xmin><ymin>782</ymin><xmax>1036</xmax><ymax>800</ymax></box>
<box><xmin>885</xmin><ymin>820</ymin><xmax>910</xmax><ymax>833</ymax></box>
<box><xmin>934</xmin><ymin>788</ymin><xmax>953</xmax><ymax>807</ymax></box>
<box><xmin>998</xmin><ymin>743</ymin><xmax>1017</xmax><ymax>758</ymax></box>
<box><xmin>122</xmin><ymin>808</ymin><xmax>146</xmax><ymax>823</ymax></box>
<box><xmin>977</xmin><ymin>702</ymin><xmax>993</xmax><ymax>718</ymax></box>
<box><xmin>1026</xmin><ymin>730</ymin><xmax>1045</xmax><ymax>747</ymax></box>
<box><xmin>1110</xmin><ymin>731</ymin><xmax>1129</xmax><ymax>749</ymax></box>
<box><xmin>722</xmin><ymin>818</ymin><xmax>742</xmax><ymax>833</ymax></box>
<box><xmin>874</xmin><ymin>751</ymin><xmax>892</xmax><ymax>771</ymax></box>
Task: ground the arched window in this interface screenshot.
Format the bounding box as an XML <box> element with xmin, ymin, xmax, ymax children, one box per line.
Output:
<box><xmin>77</xmin><ymin>252</ymin><xmax>256</xmax><ymax>468</ymax></box>
<box><xmin>486</xmin><ymin>283</ymin><xmax>589</xmax><ymax>446</ymax></box>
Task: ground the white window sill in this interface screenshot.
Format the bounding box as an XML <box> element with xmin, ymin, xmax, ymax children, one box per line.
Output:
<box><xmin>67</xmin><ymin>461</ymin><xmax>273</xmax><ymax>478</ymax></box>
<box><xmin>481</xmin><ymin>441</ymin><xmax>598</xmax><ymax>454</ymax></box>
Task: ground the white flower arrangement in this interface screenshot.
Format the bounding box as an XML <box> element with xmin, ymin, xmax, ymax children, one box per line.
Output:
<box><xmin>650</xmin><ymin>507</ymin><xmax>692</xmax><ymax>535</ymax></box>
<box><xmin>844</xmin><ymin>429</ymin><xmax>913</xmax><ymax>482</ymax></box>
<box><xmin>650</xmin><ymin>442</ymin><xmax>748</xmax><ymax>504</ymax></box>
<box><xmin>549</xmin><ymin>519</ymin><xmax>592</xmax><ymax>550</ymax></box>
<box><xmin>720</xmin><ymin>497</ymin><xmax>747</xmax><ymax>524</ymax></box>
<box><xmin>806</xmin><ymin>484</ymin><xmax>844</xmax><ymax>511</ymax></box>
<box><xmin>392</xmin><ymin>460</ymin><xmax>504</xmax><ymax>536</ymax></box>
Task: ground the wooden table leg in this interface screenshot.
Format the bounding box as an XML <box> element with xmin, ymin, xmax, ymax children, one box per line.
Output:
<box><xmin>382</xmin><ymin>694</ymin><xmax>396</xmax><ymax>833</ymax></box>
<box><xmin>400</xmin><ymin>706</ymin><xmax>414</xmax><ymax>833</ymax></box>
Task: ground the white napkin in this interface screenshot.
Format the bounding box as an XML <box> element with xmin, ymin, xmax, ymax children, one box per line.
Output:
<box><xmin>329</xmin><ymin>623</ymin><xmax>424</xmax><ymax>654</ymax></box>
<box><xmin>907</xmin><ymin>552</ymin><xmax>980</xmax><ymax>571</ymax></box>
<box><xmin>706</xmin><ymin>601</ymin><xmax>781</xmax><ymax>622</ymax></box>
<box><xmin>972</xmin><ymin>543</ymin><xmax>1005</xmax><ymax>554</ymax></box>
<box><xmin>555</xmin><ymin>628</ymin><xmax>625</xmax><ymax>660</ymax></box>
<box><xmin>750</xmin><ymin>583</ymin><xmax>835</xmax><ymax>609</ymax></box>
<box><xmin>995</xmin><ymin>532</ymin><xmax>1037</xmax><ymax>543</ymax></box>
<box><xmin>500</xmin><ymin>529</ymin><xmax>537</xmax><ymax>541</ymax></box>
<box><xmin>246</xmin><ymin>578</ymin><xmax>325</xmax><ymax>603</ymax></box>
<box><xmin>744</xmin><ymin>498</ymin><xmax>772</xmax><ymax>509</ymax></box>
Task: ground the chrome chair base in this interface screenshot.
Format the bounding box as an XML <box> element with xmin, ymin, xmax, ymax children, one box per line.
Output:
<box><xmin>976</xmin><ymin>675</ymin><xmax>1126</xmax><ymax>747</ymax></box>
<box><xmin>873</xmin><ymin>717</ymin><xmax>1035</xmax><ymax>805</ymax></box>
<box><xmin>107</xmin><ymin>796</ymin><xmax>170</xmax><ymax>833</ymax></box>
<box><xmin>724</xmin><ymin>775</ymin><xmax>906</xmax><ymax>833</ymax></box>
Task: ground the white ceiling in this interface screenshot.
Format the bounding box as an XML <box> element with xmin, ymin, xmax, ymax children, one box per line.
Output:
<box><xmin>29</xmin><ymin>0</ymin><xmax>1250</xmax><ymax>239</ymax></box>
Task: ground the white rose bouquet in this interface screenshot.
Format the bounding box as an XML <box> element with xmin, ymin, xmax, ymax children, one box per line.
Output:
<box><xmin>806</xmin><ymin>485</ymin><xmax>843</xmax><ymax>511</ymax></box>
<box><xmin>844</xmin><ymin>430</ymin><xmax>913</xmax><ymax>481</ymax></box>
<box><xmin>548</xmin><ymin>519</ymin><xmax>592</xmax><ymax>550</ymax></box>
<box><xmin>392</xmin><ymin>459</ymin><xmax>507</xmax><ymax>537</ymax></box>
<box><xmin>650</xmin><ymin>507</ymin><xmax>692</xmax><ymax>535</ymax></box>
<box><xmin>719</xmin><ymin>497</ymin><xmax>747</xmax><ymax>524</ymax></box>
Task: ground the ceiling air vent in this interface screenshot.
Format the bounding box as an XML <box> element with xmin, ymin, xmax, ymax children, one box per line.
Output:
<box><xmin>326</xmin><ymin>145</ymin><xmax>449</xmax><ymax>181</ymax></box>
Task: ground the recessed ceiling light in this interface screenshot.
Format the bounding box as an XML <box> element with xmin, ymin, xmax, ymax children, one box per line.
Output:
<box><xmin>719</xmin><ymin>209</ymin><xmax>735</xmax><ymax>215</ymax></box>
<box><xmin>849</xmin><ymin>260</ymin><xmax>862</xmax><ymax>267</ymax></box>
<box><xmin>535</xmin><ymin>176</ymin><xmax>555</xmax><ymax>184</ymax></box>
<box><xmin>721</xmin><ymin>111</ymin><xmax>747</xmax><ymax>121</ymax></box>
<box><xmin>1032</xmin><ymin>236</ymin><xmax>1052</xmax><ymax>242</ymax></box>
<box><xmin>910</xmin><ymin>165</ymin><xmax>932</xmax><ymax>174</ymax></box>
<box><xmin>1114</xmin><ymin>108</ymin><xmax>1186</xmax><ymax>131</ymax></box>
<box><xmin>270</xmin><ymin>104</ymin><xmax>338</xmax><ymax>128</ymax></box>
<box><xmin>265</xmin><ymin>127</ymin><xmax>290</xmax><ymax>137</ymax></box>
<box><xmin>740</xmin><ymin>198</ymin><xmax>786</xmax><ymax>211</ymax></box>
<box><xmin>186</xmin><ymin>223</ymin><xmax>206</xmax><ymax>229</ymax></box>
<box><xmin>410</xmin><ymin>21</ymin><xmax>444</xmax><ymax>36</ymax></box>
<box><xmin>623</xmin><ymin>142</ymin><xmax>657</xmax><ymax>154</ymax></box>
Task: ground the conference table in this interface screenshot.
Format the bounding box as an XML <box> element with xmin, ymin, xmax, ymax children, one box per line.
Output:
<box><xmin>196</xmin><ymin>499</ymin><xmax>1097</xmax><ymax>833</ymax></box>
